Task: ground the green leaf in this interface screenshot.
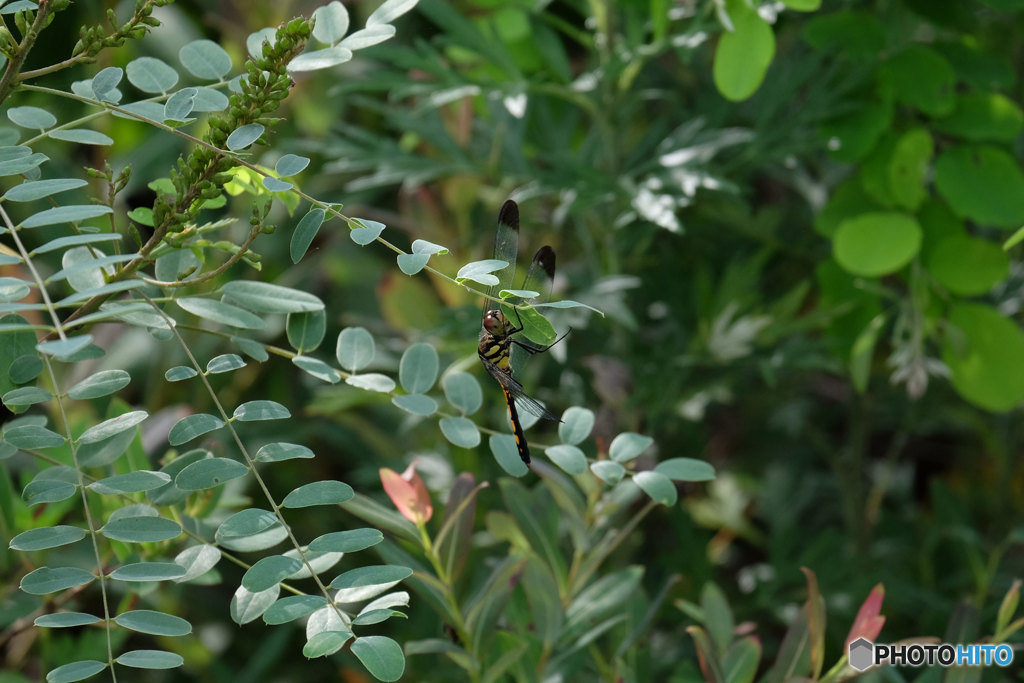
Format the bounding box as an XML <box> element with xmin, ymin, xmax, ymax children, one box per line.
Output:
<box><xmin>634</xmin><ymin>471</ymin><xmax>678</xmax><ymax>505</ymax></box>
<box><xmin>23</xmin><ymin>479</ymin><xmax>77</xmax><ymax>505</ymax></box>
<box><xmin>456</xmin><ymin>258</ymin><xmax>506</xmax><ymax>286</ymax></box>
<box><xmin>309</xmin><ymin>528</ymin><xmax>384</xmax><ymax>553</ymax></box>
<box><xmin>126</xmin><ymin>56</ymin><xmax>180</xmax><ymax>93</ymax></box>
<box><xmin>21</xmin><ymin>566</ymin><xmax>95</xmax><ymax>595</ymax></box>
<box><xmin>558</xmin><ymin>406</ymin><xmax>593</xmax><ymax>445</ymax></box>
<box><xmin>339</xmin><ymin>24</ymin><xmax>396</xmax><ymax>51</ymax></box>
<box><xmin>91</xmin><ymin>66</ymin><xmax>123</xmax><ymax>100</ymax></box>
<box><xmin>173</xmin><ymin>544</ymin><xmax>221</xmax><ymax>582</ymax></box>
<box><xmin>78</xmin><ymin>410</ymin><xmax>147</xmax><ymax>444</ymax></box>
<box><xmin>176</xmin><ymin>297</ymin><xmax>265</xmax><ymax>329</ymax></box>
<box><xmin>590</xmin><ymin>460</ymin><xmax>625</xmax><ymax>485</ymax></box>
<box><xmin>713</xmin><ymin>1</ymin><xmax>775</xmax><ymax>102</ymax></box>
<box><xmin>0</xmin><ymin>149</ymin><xmax>47</xmax><ymax>176</ymax></box>
<box><xmin>545</xmin><ymin>444</ymin><xmax>587</xmax><ymax>475</ymax></box>
<box><xmin>3</xmin><ymin>385</ymin><xmax>52</xmax><ymax>408</ymax></box>
<box><xmin>392</xmin><ymin>393</ymin><xmax>437</xmax><ymax>416</ymax></box>
<box><xmin>175</xmin><ymin>457</ymin><xmax>249</xmax><ymax>490</ymax></box>
<box><xmin>165</xmin><ymin>366</ymin><xmax>198</xmax><ymax>382</ymax></box>
<box><xmin>49</xmin><ymin>129</ymin><xmax>114</xmax><ymax>146</ymax></box>
<box><xmin>109</xmin><ymin>562</ymin><xmax>187</xmax><ymax>582</ymax></box>
<box><xmin>833</xmin><ymin>212</ymin><xmax>922</xmax><ymax>277</ymax></box>
<box><xmin>231</xmin><ymin>584</ymin><xmax>280</xmax><ymax>624</ymax></box>
<box><xmin>442</xmin><ymin>372</ymin><xmax>482</xmax><ymax>415</ymax></box>
<box><xmin>114</xmin><ymin>610</ymin><xmax>192</xmax><ymax>636</ymax></box>
<box><xmin>215</xmin><ymin>508</ymin><xmax>287</xmax><ymax>551</ymax></box>
<box><xmin>276</xmin><ymin>153</ymin><xmax>310</xmax><ymax>176</ymax></box>
<box><xmin>290</xmin><ymin>207</ymin><xmax>326</xmax><ymax>263</ymax></box>
<box><xmin>609</xmin><ymin>432</ymin><xmax>653</xmax><ymax>463</ymax></box>
<box><xmin>179</xmin><ymin>39</ymin><xmax>232</xmax><ymax>79</ymax></box>
<box><xmin>289</xmin><ymin>46</ymin><xmax>354</xmax><ymax>72</ymax></box>
<box><xmin>397</xmin><ymin>252</ymin><xmax>429</xmax><ymax>275</ymax></box>
<box><xmin>226</xmin><ymin>123</ymin><xmax>265</xmax><ymax>150</ymax></box>
<box><xmin>303</xmin><ymin>630</ymin><xmax>353</xmax><ymax>658</ymax></box>
<box><xmin>819</xmin><ymin>100</ymin><xmax>892</xmax><ymax>163</ymax></box>
<box><xmin>935</xmin><ymin>145</ymin><xmax>1024</xmax><ymax>228</ymax></box>
<box><xmin>0</xmin><ymin>276</ymin><xmax>30</xmax><ymax>302</ymax></box>
<box><xmin>928</xmin><ymin>235</ymin><xmax>1010</xmax><ymax>295</ymax></box>
<box><xmin>350</xmin><ymin>636</ymin><xmax>405</xmax><ymax>682</ymax></box>
<box><xmin>21</xmin><ymin>205</ymin><xmax>114</xmax><ymax>230</ymax></box>
<box><xmin>254</xmin><ymin>441</ymin><xmax>314</xmax><ymax>462</ymax></box>
<box><xmin>233</xmin><ymin>400</ymin><xmax>289</xmax><ymax>421</ymax></box>
<box><xmin>89</xmin><ymin>470</ymin><xmax>171</xmax><ymax>495</ymax></box>
<box><xmin>346</xmin><ymin>373</ymin><xmax>396</xmax><ymax>392</ymax></box>
<box><xmin>10</xmin><ymin>524</ymin><xmax>87</xmax><ymax>551</ymax></box>
<box><xmin>221</xmin><ymin>280</ymin><xmax>324</xmax><ymax>313</ymax></box>
<box><xmin>281</xmin><ymin>480</ymin><xmax>354</xmax><ymax>508</ymax></box>
<box><xmin>206</xmin><ymin>353</ymin><xmax>245</xmax><ymax>374</ymax></box>
<box><xmin>439</xmin><ymin>416</ymin><xmax>481</xmax><ymax>448</ymax></box>
<box><xmin>4</xmin><ymin>178</ymin><xmax>87</xmax><ymax>202</ymax></box>
<box><xmin>168</xmin><ymin>413</ymin><xmax>224</xmax><ymax>445</ymax></box>
<box><xmin>368</xmin><ymin>0</ymin><xmax>419</xmax><ymax>26</ymax></box>
<box><xmin>887</xmin><ymin>128</ymin><xmax>932</xmax><ymax>211</ymax></box>
<box><xmin>287</xmin><ymin>309</ymin><xmax>326</xmax><ymax>353</ymax></box>
<box><xmin>35</xmin><ymin>612</ymin><xmax>102</xmax><ymax>628</ymax></box>
<box><xmin>330</xmin><ymin>565</ymin><xmax>413</xmax><ymax>601</ymax></box>
<box><xmin>37</xmin><ymin>335</ymin><xmax>94</xmax><ymax>358</ymax></box>
<box><xmin>490</xmin><ymin>434</ymin><xmax>529</xmax><ymax>476</ymax></box>
<box><xmin>31</xmin><ymin>233</ymin><xmax>121</xmax><ymax>257</ymax></box>
<box><xmin>263</xmin><ymin>595</ymin><xmax>328</xmax><ymax>625</ymax></box>
<box><xmin>312</xmin><ymin>2</ymin><xmax>350</xmax><ymax>43</ymax></box>
<box><xmin>262</xmin><ymin>176</ymin><xmax>291</xmax><ymax>192</ymax></box>
<box><xmin>44</xmin><ymin>660</ymin><xmax>107</xmax><ymax>683</ymax></box>
<box><xmin>232</xmin><ymin>336</ymin><xmax>269</xmax><ymax>361</ymax></box>
<box><xmin>942</xmin><ymin>304</ymin><xmax>1024</xmax><ymax>411</ymax></box>
<box><xmin>564</xmin><ymin>565</ymin><xmax>643</xmax><ymax>638</ymax></box>
<box><xmin>115</xmin><ymin>650</ymin><xmax>184</xmax><ymax>670</ymax></box>
<box><xmin>934</xmin><ymin>92</ymin><xmax>1024</xmax><ymax>143</ymax></box>
<box><xmin>399</xmin><ymin>342</ymin><xmax>438</xmax><ymax>393</ymax></box>
<box><xmin>242</xmin><ymin>555</ymin><xmax>303</xmax><ymax>591</ymax></box>
<box><xmin>349</xmin><ymin>218</ymin><xmax>386</xmax><ymax>245</ymax></box>
<box><xmin>101</xmin><ymin>516</ymin><xmax>182</xmax><ymax>543</ymax></box>
<box><xmin>7</xmin><ymin>105</ymin><xmax>57</xmax><ymax>129</ymax></box>
<box><xmin>878</xmin><ymin>45</ymin><xmax>955</xmax><ymax>116</ymax></box>
<box><xmin>655</xmin><ymin>457</ymin><xmax>716</xmax><ymax>482</ymax></box>
<box><xmin>67</xmin><ymin>369</ymin><xmax>131</xmax><ymax>399</ymax></box>
<box><xmin>336</xmin><ymin>326</ymin><xmax>375</xmax><ymax>371</ymax></box>
<box><xmin>293</xmin><ymin>356</ymin><xmax>341</xmax><ymax>383</ymax></box>
<box><xmin>5</xmin><ymin>423</ymin><xmax>65</xmax><ymax>449</ymax></box>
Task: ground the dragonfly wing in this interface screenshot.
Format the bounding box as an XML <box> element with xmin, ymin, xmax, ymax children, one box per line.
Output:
<box><xmin>484</xmin><ymin>200</ymin><xmax>520</xmax><ymax>316</ymax></box>
<box><xmin>482</xmin><ymin>358</ymin><xmax>560</xmax><ymax>422</ymax></box>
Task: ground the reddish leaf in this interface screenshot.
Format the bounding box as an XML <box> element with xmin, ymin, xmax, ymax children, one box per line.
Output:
<box><xmin>380</xmin><ymin>462</ymin><xmax>432</xmax><ymax>524</ymax></box>
<box><xmin>845</xmin><ymin>583</ymin><xmax>886</xmax><ymax>647</ymax></box>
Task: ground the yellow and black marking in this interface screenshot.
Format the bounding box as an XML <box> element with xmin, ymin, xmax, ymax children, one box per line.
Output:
<box><xmin>477</xmin><ymin>200</ymin><xmax>566</xmax><ymax>465</ymax></box>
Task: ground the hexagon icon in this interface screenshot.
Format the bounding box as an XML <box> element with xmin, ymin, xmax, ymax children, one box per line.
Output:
<box><xmin>849</xmin><ymin>637</ymin><xmax>874</xmax><ymax>672</ymax></box>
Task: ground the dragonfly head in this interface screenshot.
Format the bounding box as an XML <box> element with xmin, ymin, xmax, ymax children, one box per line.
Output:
<box><xmin>482</xmin><ymin>309</ymin><xmax>511</xmax><ymax>335</ymax></box>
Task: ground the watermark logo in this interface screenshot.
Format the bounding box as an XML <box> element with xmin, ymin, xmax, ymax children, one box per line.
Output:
<box><xmin>848</xmin><ymin>637</ymin><xmax>1015</xmax><ymax>671</ymax></box>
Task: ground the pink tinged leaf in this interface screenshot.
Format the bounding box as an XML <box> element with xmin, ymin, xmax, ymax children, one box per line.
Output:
<box><xmin>379</xmin><ymin>463</ymin><xmax>432</xmax><ymax>524</ymax></box>
<box><xmin>845</xmin><ymin>583</ymin><xmax>886</xmax><ymax>648</ymax></box>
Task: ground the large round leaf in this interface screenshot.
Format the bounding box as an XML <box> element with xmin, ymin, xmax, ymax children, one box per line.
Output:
<box><xmin>942</xmin><ymin>304</ymin><xmax>1024</xmax><ymax>412</ymax></box>
<box><xmin>712</xmin><ymin>1</ymin><xmax>775</xmax><ymax>102</ymax></box>
<box><xmin>935</xmin><ymin>145</ymin><xmax>1024</xmax><ymax>228</ymax></box>
<box><xmin>927</xmin><ymin>236</ymin><xmax>1009</xmax><ymax>295</ymax></box>
<box><xmin>833</xmin><ymin>212</ymin><xmax>921</xmax><ymax>277</ymax></box>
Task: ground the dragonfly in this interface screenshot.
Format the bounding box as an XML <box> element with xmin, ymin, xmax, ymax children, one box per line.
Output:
<box><xmin>478</xmin><ymin>199</ymin><xmax>567</xmax><ymax>465</ymax></box>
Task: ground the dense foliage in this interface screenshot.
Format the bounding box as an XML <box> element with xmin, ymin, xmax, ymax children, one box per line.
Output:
<box><xmin>2</xmin><ymin>1</ymin><xmax>1023</xmax><ymax>682</ymax></box>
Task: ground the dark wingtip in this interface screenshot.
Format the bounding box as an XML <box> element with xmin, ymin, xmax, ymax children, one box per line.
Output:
<box><xmin>499</xmin><ymin>200</ymin><xmax>519</xmax><ymax>231</ymax></box>
<box><xmin>534</xmin><ymin>246</ymin><xmax>556</xmax><ymax>280</ymax></box>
